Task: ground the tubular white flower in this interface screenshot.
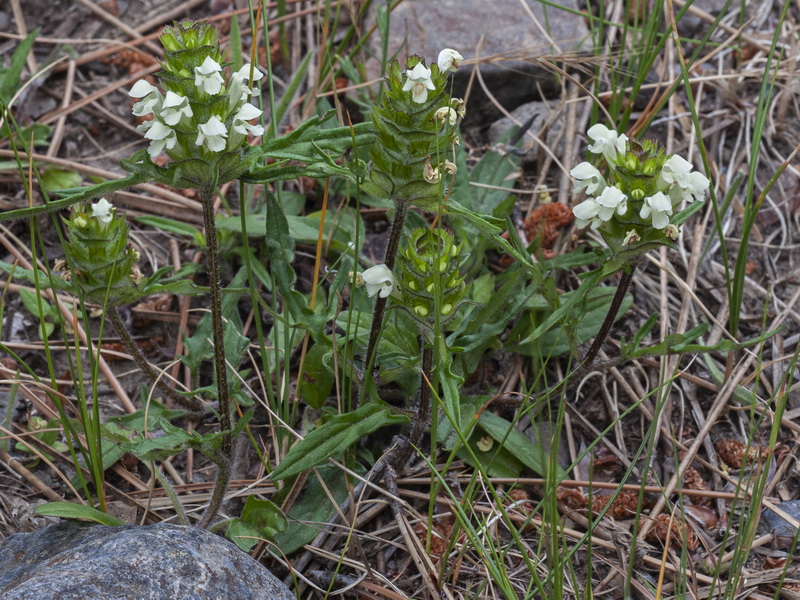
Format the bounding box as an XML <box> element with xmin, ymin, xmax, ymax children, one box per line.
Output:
<box><xmin>231</xmin><ymin>103</ymin><xmax>265</xmax><ymax>137</ymax></box>
<box><xmin>660</xmin><ymin>155</ymin><xmax>692</xmax><ymax>186</ymax></box>
<box><xmin>587</xmin><ymin>124</ymin><xmax>628</xmax><ymax>163</ymax></box>
<box><xmin>640</xmin><ymin>192</ymin><xmax>673</xmax><ymax>230</ymax></box>
<box><xmin>682</xmin><ymin>171</ymin><xmax>709</xmax><ymax>203</ymax></box>
<box><xmin>570</xmin><ymin>161</ymin><xmax>607</xmax><ymax>195</ymax></box>
<box><xmin>437</xmin><ymin>48</ymin><xmax>463</xmax><ymax>73</ymax></box>
<box><xmin>229</xmin><ymin>64</ymin><xmax>264</xmax><ymax>103</ymax></box>
<box><xmin>91</xmin><ymin>198</ymin><xmax>114</xmax><ymax>225</ymax></box>
<box><xmin>195</xmin><ymin>116</ymin><xmax>228</xmax><ymax>152</ymax></box>
<box><xmin>573</xmin><ymin>186</ymin><xmax>627</xmax><ymax>229</ymax></box>
<box><xmin>661</xmin><ymin>155</ymin><xmax>709</xmax><ymax>203</ymax></box>
<box><xmin>194</xmin><ymin>57</ymin><xmax>225</xmax><ymax>95</ymax></box>
<box><xmin>402</xmin><ymin>63</ymin><xmax>435</xmax><ymax>104</ymax></box>
<box><xmin>129</xmin><ymin>80</ymin><xmax>163</xmax><ymax>117</ymax></box>
<box><xmin>160</xmin><ymin>91</ymin><xmax>193</xmax><ymax>125</ymax></box>
<box><xmin>144</xmin><ymin>120</ymin><xmax>177</xmax><ymax>159</ymax></box>
<box><xmin>362</xmin><ymin>264</ymin><xmax>396</xmax><ymax>298</ymax></box>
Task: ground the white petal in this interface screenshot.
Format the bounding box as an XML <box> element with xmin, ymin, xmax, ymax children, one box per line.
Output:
<box><xmin>144</xmin><ymin>120</ymin><xmax>173</xmax><ymax>141</ymax></box>
<box><xmin>572</xmin><ymin>199</ymin><xmax>600</xmax><ymax>220</ymax></box>
<box><xmin>406</xmin><ymin>62</ymin><xmax>432</xmax><ymax>81</ymax></box>
<box><xmin>129</xmin><ymin>80</ymin><xmax>158</xmax><ymax>98</ymax></box>
<box><xmin>91</xmin><ymin>198</ymin><xmax>114</xmax><ymax>224</ymax></box>
<box><xmin>236</xmin><ymin>103</ymin><xmax>262</xmax><ymax>121</ymax></box>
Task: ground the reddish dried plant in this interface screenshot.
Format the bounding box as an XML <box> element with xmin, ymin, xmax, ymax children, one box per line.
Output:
<box><xmin>683</xmin><ymin>466</ymin><xmax>712</xmax><ymax>507</ymax></box>
<box><xmin>715</xmin><ymin>439</ymin><xmax>773</xmax><ymax>469</ymax></box>
<box><xmin>646</xmin><ymin>513</ymin><xmax>699</xmax><ymax>551</ymax></box>
<box><xmin>412</xmin><ymin>514</ymin><xmax>454</xmax><ymax>560</ymax></box>
<box><xmin>523</xmin><ymin>202</ymin><xmax>574</xmax><ymax>258</ymax></box>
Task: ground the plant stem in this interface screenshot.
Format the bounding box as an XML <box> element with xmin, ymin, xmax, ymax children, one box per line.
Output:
<box><xmin>197</xmin><ymin>185</ymin><xmax>233</xmax><ymax>528</ymax></box>
<box><xmin>582</xmin><ymin>266</ymin><xmax>636</xmax><ymax>368</ymax></box>
<box><xmin>391</xmin><ymin>342</ymin><xmax>433</xmax><ymax>469</ymax></box>
<box><xmin>108</xmin><ymin>306</ymin><xmax>204</xmax><ymax>414</ymax></box>
<box><xmin>360</xmin><ymin>198</ymin><xmax>409</xmax><ymax>404</ymax></box>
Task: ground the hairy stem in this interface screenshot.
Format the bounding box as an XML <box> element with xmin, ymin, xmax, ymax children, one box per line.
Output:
<box><xmin>360</xmin><ymin>198</ymin><xmax>409</xmax><ymax>404</ymax></box>
<box><xmin>582</xmin><ymin>266</ymin><xmax>636</xmax><ymax>368</ymax></box>
<box><xmin>108</xmin><ymin>306</ymin><xmax>204</xmax><ymax>414</ymax></box>
<box><xmin>197</xmin><ymin>185</ymin><xmax>233</xmax><ymax>528</ymax></box>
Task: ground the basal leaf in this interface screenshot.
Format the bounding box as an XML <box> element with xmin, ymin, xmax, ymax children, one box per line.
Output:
<box><xmin>270</xmin><ymin>402</ymin><xmax>409</xmax><ymax>481</ymax></box>
<box><xmin>34</xmin><ymin>502</ymin><xmax>126</xmax><ymax>526</ymax></box>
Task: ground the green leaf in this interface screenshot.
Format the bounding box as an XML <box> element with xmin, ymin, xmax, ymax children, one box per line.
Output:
<box><xmin>270</xmin><ymin>402</ymin><xmax>410</xmax><ymax>481</ymax></box>
<box><xmin>34</xmin><ymin>502</ymin><xmax>126</xmax><ymax>526</ymax></box>
<box><xmin>136</xmin><ymin>215</ymin><xmax>205</xmax><ymax>246</ymax></box>
<box><xmin>0</xmin><ymin>29</ymin><xmax>39</xmax><ymax>103</ymax></box>
<box><xmin>468</xmin><ymin>144</ymin><xmax>520</xmax><ymax>215</ymax></box>
<box><xmin>226</xmin><ymin>496</ymin><xmax>288</xmax><ymax>552</ymax></box>
<box><xmin>272</xmin><ymin>464</ymin><xmax>359</xmax><ymax>555</ymax></box>
<box><xmin>41</xmin><ymin>168</ymin><xmax>82</xmax><ymax>192</ymax></box>
<box><xmin>477</xmin><ymin>412</ymin><xmax>557</xmax><ymax>478</ymax></box>
<box><xmin>298</xmin><ymin>343</ymin><xmax>335</xmax><ymax>409</ymax></box>
<box><xmin>511</xmin><ymin>286</ymin><xmax>633</xmax><ymax>358</ymax></box>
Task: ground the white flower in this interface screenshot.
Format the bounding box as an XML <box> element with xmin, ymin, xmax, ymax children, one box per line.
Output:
<box><xmin>660</xmin><ymin>155</ymin><xmax>692</xmax><ymax>186</ymax></box>
<box><xmin>362</xmin><ymin>264</ymin><xmax>396</xmax><ymax>298</ymax></box>
<box><xmin>437</xmin><ymin>48</ymin><xmax>463</xmax><ymax>72</ymax></box>
<box><xmin>434</xmin><ymin>106</ymin><xmax>458</xmax><ymax>126</ymax></box>
<box><xmin>91</xmin><ymin>198</ymin><xmax>114</xmax><ymax>225</ymax></box>
<box><xmin>231</xmin><ymin>103</ymin><xmax>264</xmax><ymax>137</ymax></box>
<box><xmin>402</xmin><ymin>62</ymin><xmax>435</xmax><ymax>104</ymax></box>
<box><xmin>640</xmin><ymin>192</ymin><xmax>673</xmax><ymax>229</ymax></box>
<box><xmin>229</xmin><ymin>64</ymin><xmax>263</xmax><ymax>102</ymax></box>
<box><xmin>196</xmin><ymin>116</ymin><xmax>228</xmax><ymax>152</ymax></box>
<box><xmin>661</xmin><ymin>155</ymin><xmax>710</xmax><ymax>203</ymax></box>
<box><xmin>159</xmin><ymin>91</ymin><xmax>193</xmax><ymax>126</ymax></box>
<box><xmin>587</xmin><ymin>124</ymin><xmax>628</xmax><ymax>163</ymax></box>
<box><xmin>194</xmin><ymin>57</ymin><xmax>225</xmax><ymax>95</ymax></box>
<box><xmin>573</xmin><ymin>186</ymin><xmax>628</xmax><ymax>229</ymax></box>
<box><xmin>129</xmin><ymin>80</ymin><xmax>162</xmax><ymax>117</ymax></box>
<box><xmin>143</xmin><ymin>120</ymin><xmax>177</xmax><ymax>159</ymax></box>
<box><xmin>682</xmin><ymin>171</ymin><xmax>710</xmax><ymax>203</ymax></box>
<box><xmin>570</xmin><ymin>161</ymin><xmax>607</xmax><ymax>195</ymax></box>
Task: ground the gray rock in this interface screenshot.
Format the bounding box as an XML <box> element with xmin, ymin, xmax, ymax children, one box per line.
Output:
<box><xmin>758</xmin><ymin>499</ymin><xmax>800</xmax><ymax>548</ymax></box>
<box><xmin>0</xmin><ymin>521</ymin><xmax>294</xmax><ymax>600</ymax></box>
<box><xmin>365</xmin><ymin>0</ymin><xmax>589</xmax><ymax>131</ymax></box>
<box><xmin>677</xmin><ymin>0</ymin><xmax>733</xmax><ymax>37</ymax></box>
<box><xmin>488</xmin><ymin>100</ymin><xmax>567</xmax><ymax>165</ymax></box>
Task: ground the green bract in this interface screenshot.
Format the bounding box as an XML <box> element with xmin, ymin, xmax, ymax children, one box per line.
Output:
<box><xmin>361</xmin><ymin>57</ymin><xmax>461</xmax><ymax>209</ymax></box>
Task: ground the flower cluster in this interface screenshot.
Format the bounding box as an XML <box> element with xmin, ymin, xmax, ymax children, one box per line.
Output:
<box><xmin>59</xmin><ymin>199</ymin><xmax>142</xmax><ymax>305</ymax></box>
<box><xmin>361</xmin><ymin>49</ymin><xmax>464</xmax><ymax>209</ymax></box>
<box><xmin>570</xmin><ymin>125</ymin><xmax>709</xmax><ymax>249</ymax></box>
<box><xmin>128</xmin><ymin>21</ymin><xmax>264</xmax><ymax>163</ymax></box>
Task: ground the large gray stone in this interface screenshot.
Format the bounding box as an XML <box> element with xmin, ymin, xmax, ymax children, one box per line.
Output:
<box><xmin>366</xmin><ymin>0</ymin><xmax>589</xmax><ymax>131</ymax></box>
<box><xmin>0</xmin><ymin>521</ymin><xmax>294</xmax><ymax>600</ymax></box>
